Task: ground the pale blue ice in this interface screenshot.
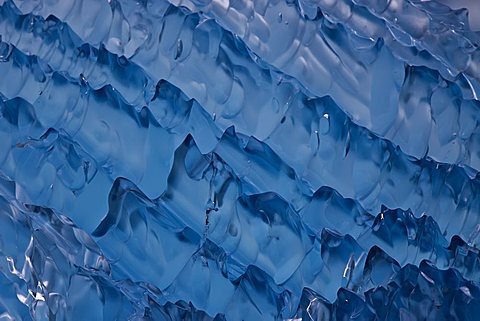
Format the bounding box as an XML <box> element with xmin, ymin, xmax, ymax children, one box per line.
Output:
<box><xmin>0</xmin><ymin>0</ymin><xmax>480</xmax><ymax>320</ymax></box>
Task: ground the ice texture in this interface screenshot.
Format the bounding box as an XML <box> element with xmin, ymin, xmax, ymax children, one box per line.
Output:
<box><xmin>0</xmin><ymin>0</ymin><xmax>480</xmax><ymax>320</ymax></box>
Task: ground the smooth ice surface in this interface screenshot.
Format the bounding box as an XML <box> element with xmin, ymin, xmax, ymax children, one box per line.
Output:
<box><xmin>0</xmin><ymin>0</ymin><xmax>480</xmax><ymax>320</ymax></box>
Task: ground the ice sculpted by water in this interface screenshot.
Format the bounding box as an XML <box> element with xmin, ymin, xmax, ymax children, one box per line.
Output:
<box><xmin>0</xmin><ymin>0</ymin><xmax>480</xmax><ymax>320</ymax></box>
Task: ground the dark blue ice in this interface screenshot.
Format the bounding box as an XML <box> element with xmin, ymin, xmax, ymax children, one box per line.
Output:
<box><xmin>0</xmin><ymin>0</ymin><xmax>480</xmax><ymax>320</ymax></box>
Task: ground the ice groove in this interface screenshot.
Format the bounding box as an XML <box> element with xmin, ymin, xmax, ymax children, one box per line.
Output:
<box><xmin>1</xmin><ymin>40</ymin><xmax>480</xmax><ymax>243</ymax></box>
<box><xmin>3</xmin><ymin>0</ymin><xmax>480</xmax><ymax>173</ymax></box>
<box><xmin>0</xmin><ymin>0</ymin><xmax>479</xmax><ymax>320</ymax></box>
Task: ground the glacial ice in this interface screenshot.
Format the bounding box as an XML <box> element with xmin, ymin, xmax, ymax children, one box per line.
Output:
<box><xmin>0</xmin><ymin>0</ymin><xmax>480</xmax><ymax>320</ymax></box>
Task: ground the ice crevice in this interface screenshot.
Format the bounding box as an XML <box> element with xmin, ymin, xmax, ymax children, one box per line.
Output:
<box><xmin>1</xmin><ymin>0</ymin><xmax>480</xmax><ymax>320</ymax></box>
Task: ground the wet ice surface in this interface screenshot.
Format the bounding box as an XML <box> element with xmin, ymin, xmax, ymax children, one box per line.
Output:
<box><xmin>0</xmin><ymin>0</ymin><xmax>480</xmax><ymax>320</ymax></box>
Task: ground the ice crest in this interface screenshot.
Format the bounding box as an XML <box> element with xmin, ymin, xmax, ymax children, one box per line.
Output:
<box><xmin>0</xmin><ymin>0</ymin><xmax>479</xmax><ymax>320</ymax></box>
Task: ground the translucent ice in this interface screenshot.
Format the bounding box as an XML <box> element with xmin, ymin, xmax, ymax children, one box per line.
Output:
<box><xmin>0</xmin><ymin>0</ymin><xmax>480</xmax><ymax>320</ymax></box>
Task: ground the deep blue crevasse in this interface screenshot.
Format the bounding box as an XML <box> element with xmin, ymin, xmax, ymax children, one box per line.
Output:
<box><xmin>0</xmin><ymin>0</ymin><xmax>480</xmax><ymax>320</ymax></box>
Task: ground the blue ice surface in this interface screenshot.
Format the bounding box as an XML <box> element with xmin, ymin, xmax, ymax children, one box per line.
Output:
<box><xmin>0</xmin><ymin>0</ymin><xmax>480</xmax><ymax>319</ymax></box>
